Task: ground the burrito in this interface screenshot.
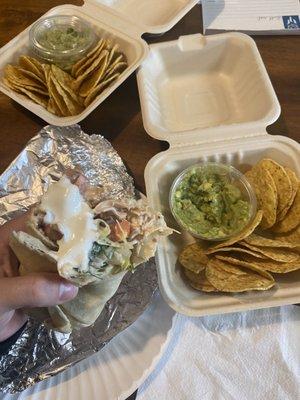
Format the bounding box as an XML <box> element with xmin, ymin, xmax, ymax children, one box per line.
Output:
<box><xmin>10</xmin><ymin>171</ymin><xmax>172</xmax><ymax>333</ymax></box>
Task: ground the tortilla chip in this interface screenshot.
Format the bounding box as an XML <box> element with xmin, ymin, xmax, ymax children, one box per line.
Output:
<box><xmin>276</xmin><ymin>226</ymin><xmax>300</xmax><ymax>245</ymax></box>
<box><xmin>5</xmin><ymin>77</ymin><xmax>48</xmax><ymax>96</ymax></box>
<box><xmin>244</xmin><ymin>233</ymin><xmax>298</xmax><ymax>248</ymax></box>
<box><xmin>271</xmin><ymin>184</ymin><xmax>300</xmax><ymax>233</ymax></box>
<box><xmin>73</xmin><ymin>45</ymin><xmax>106</xmax><ymax>80</ymax></box>
<box><xmin>50</xmin><ymin>71</ymin><xmax>83</xmax><ymax>116</ymax></box>
<box><xmin>215</xmin><ymin>254</ymin><xmax>300</xmax><ymax>274</ymax></box>
<box><xmin>178</xmin><ymin>243</ymin><xmax>208</xmax><ymax>273</ymax></box>
<box><xmin>257</xmin><ymin>159</ymin><xmax>293</xmax><ymax>218</ymax></box>
<box><xmin>47</xmin><ymin>72</ymin><xmax>70</xmax><ymax>116</ymax></box>
<box><xmin>205</xmin><ymin>210</ymin><xmax>263</xmax><ymax>254</ymax></box>
<box><xmin>241</xmin><ymin>242</ymin><xmax>300</xmax><ymax>263</ymax></box>
<box><xmin>42</xmin><ymin>63</ymin><xmax>51</xmax><ymax>78</ymax></box>
<box><xmin>9</xmin><ymin>83</ymin><xmax>48</xmax><ymax>107</ymax></box>
<box><xmin>71</xmin><ymin>39</ymin><xmax>105</xmax><ymax>77</ymax></box>
<box><xmin>104</xmin><ymin>54</ymin><xmax>124</xmax><ymax>76</ymax></box>
<box><xmin>73</xmin><ymin>49</ymin><xmax>109</xmax><ymax>90</ymax></box>
<box><xmin>206</xmin><ymin>246</ymin><xmax>267</xmax><ymax>258</ymax></box>
<box><xmin>19</xmin><ymin>55</ymin><xmax>45</xmax><ymax>82</ymax></box>
<box><xmin>79</xmin><ymin>52</ymin><xmax>109</xmax><ymax>98</ymax></box>
<box><xmin>104</xmin><ymin>61</ymin><xmax>127</xmax><ymax>81</ymax></box>
<box><xmin>277</xmin><ymin>167</ymin><xmax>299</xmax><ymax>221</ymax></box>
<box><xmin>5</xmin><ymin>65</ymin><xmax>45</xmax><ymax>89</ymax></box>
<box><xmin>20</xmin><ymin>68</ymin><xmax>47</xmax><ymax>87</ymax></box>
<box><xmin>206</xmin><ymin>258</ymin><xmax>275</xmax><ymax>292</ymax></box>
<box><xmin>107</xmin><ymin>43</ymin><xmax>119</xmax><ymax>65</ymax></box>
<box><xmin>245</xmin><ymin>167</ymin><xmax>277</xmax><ymax>229</ymax></box>
<box><xmin>83</xmin><ymin>72</ymin><xmax>120</xmax><ymax>107</ymax></box>
<box><xmin>51</xmin><ymin>64</ymin><xmax>82</xmax><ymax>105</ymax></box>
<box><xmin>47</xmin><ymin>97</ymin><xmax>62</xmax><ymax>116</ymax></box>
<box><xmin>183</xmin><ymin>268</ymin><xmax>217</xmax><ymax>292</ymax></box>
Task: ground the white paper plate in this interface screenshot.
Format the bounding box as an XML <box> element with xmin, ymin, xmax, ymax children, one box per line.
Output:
<box><xmin>1</xmin><ymin>292</ymin><xmax>175</xmax><ymax>400</ymax></box>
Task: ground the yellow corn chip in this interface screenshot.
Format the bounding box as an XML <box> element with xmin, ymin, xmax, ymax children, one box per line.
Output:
<box><xmin>258</xmin><ymin>159</ymin><xmax>293</xmax><ymax>218</ymax></box>
<box><xmin>271</xmin><ymin>184</ymin><xmax>300</xmax><ymax>233</ymax></box>
<box><xmin>183</xmin><ymin>268</ymin><xmax>217</xmax><ymax>292</ymax></box>
<box><xmin>19</xmin><ymin>55</ymin><xmax>45</xmax><ymax>82</ymax></box>
<box><xmin>71</xmin><ymin>39</ymin><xmax>105</xmax><ymax>77</ymax></box>
<box><xmin>50</xmin><ymin>71</ymin><xmax>83</xmax><ymax>116</ymax></box>
<box><xmin>241</xmin><ymin>241</ymin><xmax>300</xmax><ymax>263</ymax></box>
<box><xmin>84</xmin><ymin>72</ymin><xmax>120</xmax><ymax>107</ymax></box>
<box><xmin>277</xmin><ymin>167</ymin><xmax>299</xmax><ymax>221</ymax></box>
<box><xmin>244</xmin><ymin>233</ymin><xmax>298</xmax><ymax>248</ymax></box>
<box><xmin>245</xmin><ymin>167</ymin><xmax>277</xmax><ymax>229</ymax></box>
<box><xmin>215</xmin><ymin>254</ymin><xmax>300</xmax><ymax>274</ymax></box>
<box><xmin>276</xmin><ymin>226</ymin><xmax>300</xmax><ymax>246</ymax></box>
<box><xmin>178</xmin><ymin>243</ymin><xmax>208</xmax><ymax>273</ymax></box>
<box><xmin>73</xmin><ymin>49</ymin><xmax>109</xmax><ymax>90</ymax></box>
<box><xmin>206</xmin><ymin>246</ymin><xmax>267</xmax><ymax>258</ymax></box>
<box><xmin>79</xmin><ymin>52</ymin><xmax>109</xmax><ymax>98</ymax></box>
<box><xmin>206</xmin><ymin>258</ymin><xmax>275</xmax><ymax>292</ymax></box>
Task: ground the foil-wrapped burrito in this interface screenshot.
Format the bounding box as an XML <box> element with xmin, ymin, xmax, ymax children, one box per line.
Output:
<box><xmin>0</xmin><ymin>125</ymin><xmax>168</xmax><ymax>393</ymax></box>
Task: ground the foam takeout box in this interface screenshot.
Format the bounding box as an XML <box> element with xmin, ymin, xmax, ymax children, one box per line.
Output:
<box><xmin>137</xmin><ymin>32</ymin><xmax>300</xmax><ymax>316</ymax></box>
<box><xmin>0</xmin><ymin>0</ymin><xmax>198</xmax><ymax>126</ymax></box>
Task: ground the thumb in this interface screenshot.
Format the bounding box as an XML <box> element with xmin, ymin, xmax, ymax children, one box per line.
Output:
<box><xmin>0</xmin><ymin>273</ymin><xmax>78</xmax><ymax>313</ymax></box>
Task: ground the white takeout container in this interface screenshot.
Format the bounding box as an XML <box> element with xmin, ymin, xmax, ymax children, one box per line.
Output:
<box><xmin>0</xmin><ymin>0</ymin><xmax>198</xmax><ymax>126</ymax></box>
<box><xmin>137</xmin><ymin>32</ymin><xmax>300</xmax><ymax>316</ymax></box>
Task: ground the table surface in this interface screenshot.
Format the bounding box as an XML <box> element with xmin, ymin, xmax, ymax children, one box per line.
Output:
<box><xmin>0</xmin><ymin>1</ymin><xmax>299</xmax><ymax>399</ymax></box>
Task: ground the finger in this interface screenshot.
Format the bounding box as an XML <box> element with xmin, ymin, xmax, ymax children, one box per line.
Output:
<box><xmin>0</xmin><ymin>248</ymin><xmax>19</xmax><ymax>278</ymax></box>
<box><xmin>0</xmin><ymin>273</ymin><xmax>78</xmax><ymax>313</ymax></box>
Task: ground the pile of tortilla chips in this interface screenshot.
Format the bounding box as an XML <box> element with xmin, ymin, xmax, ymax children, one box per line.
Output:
<box><xmin>71</xmin><ymin>38</ymin><xmax>127</xmax><ymax>107</ymax></box>
<box><xmin>2</xmin><ymin>39</ymin><xmax>127</xmax><ymax>116</ymax></box>
<box><xmin>178</xmin><ymin>159</ymin><xmax>300</xmax><ymax>293</ymax></box>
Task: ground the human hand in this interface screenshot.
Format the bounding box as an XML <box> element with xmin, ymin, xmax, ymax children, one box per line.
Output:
<box><xmin>0</xmin><ymin>213</ymin><xmax>78</xmax><ymax>342</ymax></box>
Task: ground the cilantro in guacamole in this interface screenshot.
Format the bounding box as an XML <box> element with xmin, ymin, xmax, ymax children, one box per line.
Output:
<box><xmin>172</xmin><ymin>167</ymin><xmax>250</xmax><ymax>239</ymax></box>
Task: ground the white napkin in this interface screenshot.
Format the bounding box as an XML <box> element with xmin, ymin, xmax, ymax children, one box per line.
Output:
<box><xmin>137</xmin><ymin>305</ymin><xmax>300</xmax><ymax>400</ymax></box>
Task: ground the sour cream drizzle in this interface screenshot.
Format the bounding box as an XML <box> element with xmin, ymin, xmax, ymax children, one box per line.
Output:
<box><xmin>40</xmin><ymin>176</ymin><xmax>98</xmax><ymax>273</ymax></box>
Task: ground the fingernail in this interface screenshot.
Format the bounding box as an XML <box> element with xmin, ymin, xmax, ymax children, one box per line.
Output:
<box><xmin>59</xmin><ymin>282</ymin><xmax>78</xmax><ymax>302</ymax></box>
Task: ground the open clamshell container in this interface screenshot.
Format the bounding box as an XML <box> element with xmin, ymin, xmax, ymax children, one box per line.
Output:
<box><xmin>0</xmin><ymin>0</ymin><xmax>198</xmax><ymax>126</ymax></box>
<box><xmin>137</xmin><ymin>32</ymin><xmax>300</xmax><ymax>316</ymax></box>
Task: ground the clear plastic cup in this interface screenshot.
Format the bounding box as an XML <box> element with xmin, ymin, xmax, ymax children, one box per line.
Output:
<box><xmin>29</xmin><ymin>15</ymin><xmax>96</xmax><ymax>71</ymax></box>
<box><xmin>169</xmin><ymin>162</ymin><xmax>257</xmax><ymax>241</ymax></box>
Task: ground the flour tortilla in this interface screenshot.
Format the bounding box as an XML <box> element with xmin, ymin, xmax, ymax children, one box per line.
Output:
<box><xmin>9</xmin><ymin>230</ymin><xmax>126</xmax><ymax>333</ymax></box>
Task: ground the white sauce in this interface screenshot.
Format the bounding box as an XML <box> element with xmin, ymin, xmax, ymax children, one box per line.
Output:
<box><xmin>40</xmin><ymin>176</ymin><xmax>98</xmax><ymax>274</ymax></box>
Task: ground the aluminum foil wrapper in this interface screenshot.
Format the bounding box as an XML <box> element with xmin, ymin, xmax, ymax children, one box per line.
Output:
<box><xmin>0</xmin><ymin>125</ymin><xmax>157</xmax><ymax>394</ymax></box>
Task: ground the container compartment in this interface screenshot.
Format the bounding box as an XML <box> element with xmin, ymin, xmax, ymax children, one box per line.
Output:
<box><xmin>144</xmin><ymin>135</ymin><xmax>300</xmax><ymax>316</ymax></box>
<box><xmin>0</xmin><ymin>4</ymin><xmax>148</xmax><ymax>126</ymax></box>
<box><xmin>97</xmin><ymin>0</ymin><xmax>198</xmax><ymax>33</ymax></box>
<box><xmin>138</xmin><ymin>33</ymin><xmax>280</xmax><ymax>140</ymax></box>
<box><xmin>139</xmin><ymin>32</ymin><xmax>299</xmax><ymax>316</ymax></box>
<box><xmin>0</xmin><ymin>0</ymin><xmax>198</xmax><ymax>124</ymax></box>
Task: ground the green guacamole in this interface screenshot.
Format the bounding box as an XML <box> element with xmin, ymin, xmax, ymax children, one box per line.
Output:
<box><xmin>172</xmin><ymin>167</ymin><xmax>250</xmax><ymax>239</ymax></box>
<box><xmin>38</xmin><ymin>27</ymin><xmax>88</xmax><ymax>51</ymax></box>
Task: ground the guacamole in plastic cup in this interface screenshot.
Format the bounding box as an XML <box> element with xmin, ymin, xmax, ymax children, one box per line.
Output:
<box><xmin>170</xmin><ymin>163</ymin><xmax>257</xmax><ymax>241</ymax></box>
